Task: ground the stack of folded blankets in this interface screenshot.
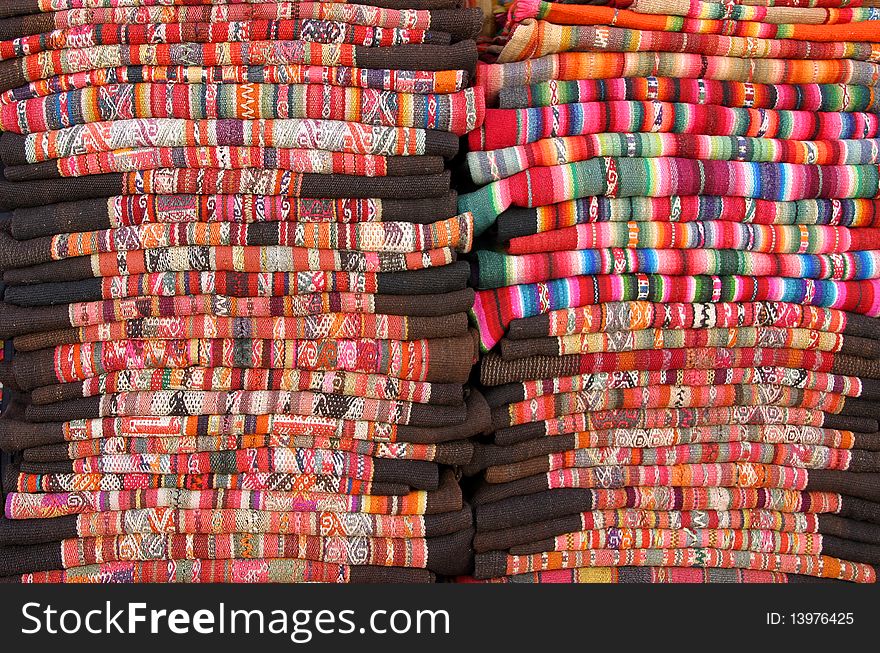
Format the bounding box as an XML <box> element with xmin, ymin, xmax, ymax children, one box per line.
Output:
<box><xmin>0</xmin><ymin>0</ymin><xmax>489</xmax><ymax>583</ymax></box>
<box><xmin>458</xmin><ymin>0</ymin><xmax>880</xmax><ymax>583</ymax></box>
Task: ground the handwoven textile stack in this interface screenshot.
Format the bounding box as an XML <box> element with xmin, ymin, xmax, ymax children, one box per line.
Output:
<box><xmin>0</xmin><ymin>0</ymin><xmax>488</xmax><ymax>583</ymax></box>
<box><xmin>458</xmin><ymin>0</ymin><xmax>880</xmax><ymax>583</ymax></box>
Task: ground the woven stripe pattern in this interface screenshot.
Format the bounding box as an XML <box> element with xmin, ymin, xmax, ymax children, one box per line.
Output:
<box><xmin>0</xmin><ymin>0</ymin><xmax>487</xmax><ymax>584</ymax></box>
<box><xmin>457</xmin><ymin>0</ymin><xmax>880</xmax><ymax>585</ymax></box>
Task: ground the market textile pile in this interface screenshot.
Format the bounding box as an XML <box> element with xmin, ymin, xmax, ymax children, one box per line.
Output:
<box><xmin>458</xmin><ymin>0</ymin><xmax>880</xmax><ymax>584</ymax></box>
<box><xmin>0</xmin><ymin>0</ymin><xmax>488</xmax><ymax>583</ymax></box>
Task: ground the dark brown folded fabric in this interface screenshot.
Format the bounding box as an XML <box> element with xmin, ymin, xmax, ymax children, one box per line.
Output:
<box><xmin>2</xmin><ymin>262</ymin><xmax>471</xmax><ymax>306</ymax></box>
<box><xmin>464</xmin><ymin>439</ymin><xmax>580</xmax><ymax>476</ymax></box>
<box><xmin>5</xmin><ymin>194</ymin><xmax>460</xmax><ymax>241</ymax></box>
<box><xmin>814</xmin><ymin>536</ymin><xmax>880</xmax><ymax>566</ymax></box>
<box><xmin>806</xmin><ymin>470</ymin><xmax>880</xmax><ymax>503</ymax></box>
<box><xmin>817</xmin><ymin>514</ymin><xmax>880</xmax><ymax>546</ymax></box>
<box><xmin>0</xmin><ymin>288</ymin><xmax>476</xmax><ymax>340</ymax></box>
<box><xmin>475</xmin><ymin>512</ymin><xmax>584</xmax><ymax>554</ymax></box>
<box><xmin>0</xmin><ymin>169</ymin><xmax>454</xmax><ymax>210</ymax></box>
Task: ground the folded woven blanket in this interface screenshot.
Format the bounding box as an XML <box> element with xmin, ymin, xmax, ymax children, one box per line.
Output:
<box><xmin>0</xmin><ymin>119</ymin><xmax>459</xmax><ymax>165</ymax></box>
<box><xmin>3</xmin><ymin>264</ymin><xmax>470</xmax><ymax>307</ymax></box>
<box><xmin>626</xmin><ymin>0</ymin><xmax>880</xmax><ymax>23</ymax></box>
<box><xmin>488</xmin><ymin>405</ymin><xmax>876</xmax><ymax>447</ymax></box>
<box><xmin>474</xmin><ymin>507</ymin><xmax>880</xmax><ymax>553</ymax></box>
<box><xmin>2</xmin><ymin>248</ymin><xmax>461</xmax><ymax>285</ymax></box>
<box><xmin>473</xmin><ymin>547</ymin><xmax>875</xmax><ymax>582</ymax></box>
<box><xmin>28</xmin><ymin>367</ymin><xmax>464</xmax><ymax>406</ymax></box>
<box><xmin>0</xmin><ymin>63</ymin><xmax>471</xmax><ymax>104</ymax></box>
<box><xmin>0</xmin><ymin>287</ymin><xmax>476</xmax><ymax>339</ymax></box>
<box><xmin>0</xmin><ymin>83</ymin><xmax>483</xmax><ymax>135</ymax></box>
<box><xmin>472</xmin><ymin>463</ymin><xmax>880</xmax><ymax>505</ymax></box>
<box><xmin>472</xmin><ymin>274</ymin><xmax>880</xmax><ymax>351</ymax></box>
<box><xmin>520</xmin><ymin>222</ymin><xmax>879</xmax><ymax>255</ymax></box>
<box><xmin>498</xmin><ymin>327</ymin><xmax>880</xmax><ymax>360</ymax></box>
<box><xmin>498</xmin><ymin>19</ymin><xmax>880</xmax><ymax>63</ymax></box>
<box><xmin>13</xmin><ymin>468</ymin><xmax>419</xmax><ymax>495</ymax></box>
<box><xmin>512</xmin><ymin>0</ymin><xmax>880</xmax><ymax>40</ymax></box>
<box><xmin>3</xmin><ymin>215</ymin><xmax>472</xmax><ymax>268</ymax></box>
<box><xmin>484</xmin><ymin>368</ymin><xmax>878</xmax><ymax>408</ymax></box>
<box><xmin>468</xmin><ymin>135</ymin><xmax>880</xmax><ymax>185</ymax></box>
<box><xmin>494</xmin><ymin>197</ymin><xmax>880</xmax><ymax>242</ymax></box>
<box><xmin>0</xmin><ymin>389</ymin><xmax>492</xmax><ymax>449</ymax></box>
<box><xmin>4</xmin><ymin>468</ymin><xmax>466</xmax><ymax>520</ymax></box>
<box><xmin>0</xmin><ymin>168</ymin><xmax>455</xmax><ymax>209</ymax></box>
<box><xmin>0</xmin><ymin>504</ymin><xmax>474</xmax><ymax>544</ymax></box>
<box><xmin>10</xmin><ymin>333</ymin><xmax>477</xmax><ymax>388</ymax></box>
<box><xmin>5</xmin><ymin>559</ymin><xmax>437</xmax><ymax>583</ymax></box>
<box><xmin>467</xmin><ymin>426</ymin><xmax>880</xmax><ymax>475</ymax></box>
<box><xmin>5</xmin><ymin>194</ymin><xmax>462</xmax><ymax>242</ymax></box>
<box><xmin>459</xmin><ymin>157</ymin><xmax>880</xmax><ymax>235</ymax></box>
<box><xmin>472</xmin><ymin>102</ymin><xmax>880</xmax><ymax>151</ymax></box>
<box><xmin>476</xmin><ymin>52</ymin><xmax>880</xmax><ymax>102</ymax></box>
<box><xmin>22</xmin><ymin>435</ymin><xmax>475</xmax><ymax>465</ymax></box>
<box><xmin>0</xmin><ymin>2</ymin><xmax>481</xmax><ymax>41</ymax></box>
<box><xmin>463</xmin><ymin>567</ymin><xmax>829</xmax><ymax>584</ymax></box>
<box><xmin>503</xmin><ymin>529</ymin><xmax>880</xmax><ymax>568</ymax></box>
<box><xmin>24</xmin><ymin>389</ymin><xmax>469</xmax><ymax>426</ymax></box>
<box><xmin>505</xmin><ymin>302</ymin><xmax>880</xmax><ymax>342</ymax></box>
<box><xmin>0</xmin><ymin>527</ymin><xmax>475</xmax><ymax>576</ymax></box>
<box><xmin>0</xmin><ymin>40</ymin><xmax>480</xmax><ymax>93</ymax></box>
<box><xmin>0</xmin><ymin>21</ymin><xmax>449</xmax><ymax>62</ymax></box>
<box><xmin>473</xmin><ymin>485</ymin><xmax>879</xmax><ymax>532</ymax></box>
<box><xmin>0</xmin><ymin>0</ymin><xmax>459</xmax><ymax>14</ymax></box>
<box><xmin>18</xmin><ymin>450</ymin><xmax>442</xmax><ymax>484</ymax></box>
<box><xmin>491</xmin><ymin>385</ymin><xmax>878</xmax><ymax>429</ymax></box>
<box><xmin>497</xmin><ymin>78</ymin><xmax>880</xmax><ymax>113</ymax></box>
<box><xmin>12</xmin><ymin>313</ymin><xmax>469</xmax><ymax>351</ymax></box>
<box><xmin>480</xmin><ymin>346</ymin><xmax>880</xmax><ymax>387</ymax></box>
<box><xmin>2</xmin><ymin>149</ymin><xmax>448</xmax><ymax>181</ymax></box>
<box><xmin>483</xmin><ymin>444</ymin><xmax>879</xmax><ymax>486</ymax></box>
<box><xmin>475</xmin><ymin>250</ymin><xmax>880</xmax><ymax>289</ymax></box>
